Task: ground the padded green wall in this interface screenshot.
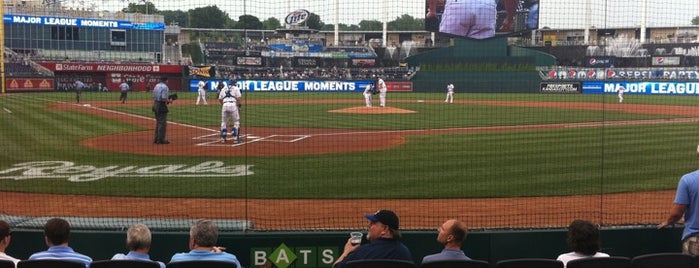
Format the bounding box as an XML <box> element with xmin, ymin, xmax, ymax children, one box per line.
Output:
<box><xmin>407</xmin><ymin>36</ymin><xmax>555</xmax><ymax>93</ymax></box>
<box><xmin>5</xmin><ymin>227</ymin><xmax>683</xmax><ymax>267</ymax></box>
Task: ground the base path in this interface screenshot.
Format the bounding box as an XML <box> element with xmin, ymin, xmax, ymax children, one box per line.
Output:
<box><xmin>8</xmin><ymin>98</ymin><xmax>693</xmax><ymax>230</ymax></box>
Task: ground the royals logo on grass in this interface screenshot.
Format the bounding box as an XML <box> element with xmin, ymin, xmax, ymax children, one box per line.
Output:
<box><xmin>0</xmin><ymin>161</ymin><xmax>253</xmax><ymax>182</ymax></box>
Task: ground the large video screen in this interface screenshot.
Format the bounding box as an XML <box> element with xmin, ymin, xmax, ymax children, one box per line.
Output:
<box><xmin>426</xmin><ymin>0</ymin><xmax>539</xmax><ymax>39</ymax></box>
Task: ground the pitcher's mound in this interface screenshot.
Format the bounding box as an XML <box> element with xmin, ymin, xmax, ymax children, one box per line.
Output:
<box><xmin>330</xmin><ymin>106</ymin><xmax>416</xmax><ymax>114</ymax></box>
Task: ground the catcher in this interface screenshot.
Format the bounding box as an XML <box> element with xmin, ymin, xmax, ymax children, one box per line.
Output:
<box><xmin>218</xmin><ymin>80</ymin><xmax>242</xmax><ymax>143</ymax></box>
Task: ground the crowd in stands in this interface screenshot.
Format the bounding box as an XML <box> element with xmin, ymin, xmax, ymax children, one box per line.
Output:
<box><xmin>216</xmin><ymin>66</ymin><xmax>413</xmax><ymax>81</ymax></box>
<box><xmin>0</xmin><ymin>213</ymin><xmax>679</xmax><ymax>268</ymax></box>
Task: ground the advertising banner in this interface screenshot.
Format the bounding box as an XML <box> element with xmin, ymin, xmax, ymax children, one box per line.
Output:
<box><xmin>236</xmin><ymin>57</ymin><xmax>263</xmax><ymax>66</ymax></box>
<box><xmin>386</xmin><ymin>81</ymin><xmax>413</xmax><ymax>92</ymax></box>
<box><xmin>40</xmin><ymin>62</ymin><xmax>182</xmax><ymax>74</ymax></box>
<box><xmin>583</xmin><ymin>81</ymin><xmax>699</xmax><ymax>96</ymax></box>
<box><xmin>540</xmin><ymin>82</ymin><xmax>581</xmax><ymax>93</ymax></box>
<box><xmin>238</xmin><ymin>80</ymin><xmax>374</xmax><ymax>92</ymax></box>
<box><xmin>586</xmin><ymin>57</ymin><xmax>614</xmax><ymax>67</ymax></box>
<box><xmin>651</xmin><ymin>56</ymin><xmax>681</xmax><ymax>66</ymax></box>
<box><xmin>5</xmin><ymin>78</ymin><xmax>55</xmax><ymax>91</ymax></box>
<box><xmin>294</xmin><ymin>57</ymin><xmax>319</xmax><ymax>68</ymax></box>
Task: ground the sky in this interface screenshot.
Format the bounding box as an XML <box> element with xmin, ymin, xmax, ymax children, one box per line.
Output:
<box><xmin>53</xmin><ymin>0</ymin><xmax>699</xmax><ymax>29</ymax></box>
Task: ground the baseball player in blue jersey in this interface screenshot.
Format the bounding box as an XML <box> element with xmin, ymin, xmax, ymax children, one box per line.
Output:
<box><xmin>218</xmin><ymin>80</ymin><xmax>242</xmax><ymax>143</ymax></box>
<box><xmin>363</xmin><ymin>83</ymin><xmax>373</xmax><ymax>107</ymax></box>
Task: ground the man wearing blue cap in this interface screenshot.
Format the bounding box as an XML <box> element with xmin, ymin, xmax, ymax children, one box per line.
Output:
<box><xmin>333</xmin><ymin>209</ymin><xmax>413</xmax><ymax>268</ymax></box>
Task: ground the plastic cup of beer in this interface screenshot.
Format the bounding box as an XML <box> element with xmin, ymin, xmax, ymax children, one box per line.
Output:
<box><xmin>350</xmin><ymin>232</ymin><xmax>363</xmax><ymax>245</ymax></box>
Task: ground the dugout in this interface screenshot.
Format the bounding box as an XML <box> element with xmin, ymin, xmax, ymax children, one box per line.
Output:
<box><xmin>406</xmin><ymin>36</ymin><xmax>555</xmax><ymax>93</ymax></box>
<box><xmin>5</xmin><ymin>226</ymin><xmax>683</xmax><ymax>267</ymax></box>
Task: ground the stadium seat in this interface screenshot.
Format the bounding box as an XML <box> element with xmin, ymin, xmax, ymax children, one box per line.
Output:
<box><xmin>17</xmin><ymin>259</ymin><xmax>86</xmax><ymax>268</ymax></box>
<box><xmin>495</xmin><ymin>258</ymin><xmax>563</xmax><ymax>268</ymax></box>
<box><xmin>91</xmin><ymin>260</ymin><xmax>161</xmax><ymax>268</ymax></box>
<box><xmin>345</xmin><ymin>259</ymin><xmax>415</xmax><ymax>268</ymax></box>
<box><xmin>0</xmin><ymin>260</ymin><xmax>15</xmax><ymax>268</ymax></box>
<box><xmin>631</xmin><ymin>253</ymin><xmax>693</xmax><ymax>268</ymax></box>
<box><xmin>420</xmin><ymin>259</ymin><xmax>490</xmax><ymax>268</ymax></box>
<box><xmin>567</xmin><ymin>256</ymin><xmax>631</xmax><ymax>268</ymax></box>
<box><xmin>166</xmin><ymin>261</ymin><xmax>237</xmax><ymax>268</ymax></box>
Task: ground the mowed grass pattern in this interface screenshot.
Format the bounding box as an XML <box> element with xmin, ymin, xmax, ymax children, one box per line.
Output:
<box><xmin>0</xmin><ymin>91</ymin><xmax>697</xmax><ymax>199</ymax></box>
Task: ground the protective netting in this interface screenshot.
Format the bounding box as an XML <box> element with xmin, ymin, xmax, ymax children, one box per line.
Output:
<box><xmin>0</xmin><ymin>0</ymin><xmax>698</xmax><ymax>231</ymax></box>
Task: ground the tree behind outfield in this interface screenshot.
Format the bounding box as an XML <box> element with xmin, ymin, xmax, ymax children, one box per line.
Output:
<box><xmin>262</xmin><ymin>17</ymin><xmax>282</xmax><ymax>30</ymax></box>
<box><xmin>161</xmin><ymin>10</ymin><xmax>188</xmax><ymax>27</ymax></box>
<box><xmin>189</xmin><ymin>5</ymin><xmax>232</xmax><ymax>29</ymax></box>
<box><xmin>236</xmin><ymin>15</ymin><xmax>263</xmax><ymax>29</ymax></box>
<box><xmin>388</xmin><ymin>14</ymin><xmax>423</xmax><ymax>30</ymax></box>
<box><xmin>121</xmin><ymin>2</ymin><xmax>158</xmax><ymax>14</ymax></box>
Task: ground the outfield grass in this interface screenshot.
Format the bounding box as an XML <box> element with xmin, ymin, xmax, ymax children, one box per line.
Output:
<box><xmin>0</xmin><ymin>91</ymin><xmax>696</xmax><ymax>199</ymax></box>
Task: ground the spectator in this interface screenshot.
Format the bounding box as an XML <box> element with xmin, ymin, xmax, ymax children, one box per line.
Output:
<box><xmin>557</xmin><ymin>219</ymin><xmax>609</xmax><ymax>267</ymax></box>
<box><xmin>0</xmin><ymin>220</ymin><xmax>20</xmax><ymax>267</ymax></box>
<box><xmin>659</xmin><ymin>145</ymin><xmax>699</xmax><ymax>255</ymax></box>
<box><xmin>112</xmin><ymin>224</ymin><xmax>165</xmax><ymax>268</ymax></box>
<box><xmin>169</xmin><ymin>220</ymin><xmax>241</xmax><ymax>268</ymax></box>
<box><xmin>333</xmin><ymin>209</ymin><xmax>413</xmax><ymax>268</ymax></box>
<box><xmin>422</xmin><ymin>219</ymin><xmax>470</xmax><ymax>264</ymax></box>
<box><xmin>28</xmin><ymin>218</ymin><xmax>93</xmax><ymax>267</ymax></box>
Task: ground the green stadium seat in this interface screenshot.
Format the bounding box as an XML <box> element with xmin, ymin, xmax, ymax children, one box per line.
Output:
<box><xmin>420</xmin><ymin>259</ymin><xmax>490</xmax><ymax>268</ymax></box>
<box><xmin>345</xmin><ymin>259</ymin><xmax>415</xmax><ymax>268</ymax></box>
<box><xmin>18</xmin><ymin>259</ymin><xmax>86</xmax><ymax>268</ymax></box>
<box><xmin>495</xmin><ymin>258</ymin><xmax>563</xmax><ymax>268</ymax></box>
<box><xmin>568</xmin><ymin>256</ymin><xmax>631</xmax><ymax>268</ymax></box>
<box><xmin>91</xmin><ymin>260</ymin><xmax>161</xmax><ymax>268</ymax></box>
<box><xmin>631</xmin><ymin>253</ymin><xmax>692</xmax><ymax>268</ymax></box>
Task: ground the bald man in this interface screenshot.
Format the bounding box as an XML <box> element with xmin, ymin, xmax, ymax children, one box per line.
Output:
<box><xmin>421</xmin><ymin>219</ymin><xmax>471</xmax><ymax>263</ymax></box>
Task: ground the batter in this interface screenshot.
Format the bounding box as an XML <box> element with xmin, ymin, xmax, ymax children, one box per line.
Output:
<box><xmin>218</xmin><ymin>80</ymin><xmax>242</xmax><ymax>143</ymax></box>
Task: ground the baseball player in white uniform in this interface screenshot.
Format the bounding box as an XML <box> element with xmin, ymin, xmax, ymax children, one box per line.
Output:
<box><xmin>617</xmin><ymin>84</ymin><xmax>625</xmax><ymax>103</ymax></box>
<box><xmin>445</xmin><ymin>83</ymin><xmax>455</xmax><ymax>103</ymax></box>
<box><xmin>218</xmin><ymin>80</ymin><xmax>242</xmax><ymax>143</ymax></box>
<box><xmin>196</xmin><ymin>80</ymin><xmax>208</xmax><ymax>105</ymax></box>
<box><xmin>363</xmin><ymin>83</ymin><xmax>373</xmax><ymax>107</ymax></box>
<box><xmin>377</xmin><ymin>78</ymin><xmax>387</xmax><ymax>107</ymax></box>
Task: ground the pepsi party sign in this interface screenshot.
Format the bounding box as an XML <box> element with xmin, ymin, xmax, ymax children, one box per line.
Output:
<box><xmin>285</xmin><ymin>9</ymin><xmax>310</xmax><ymax>26</ymax></box>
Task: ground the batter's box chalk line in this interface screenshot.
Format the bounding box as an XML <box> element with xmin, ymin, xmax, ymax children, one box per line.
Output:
<box><xmin>193</xmin><ymin>133</ymin><xmax>310</xmax><ymax>147</ymax></box>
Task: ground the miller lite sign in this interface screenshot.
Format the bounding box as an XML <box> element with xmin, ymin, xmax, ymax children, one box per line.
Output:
<box><xmin>285</xmin><ymin>9</ymin><xmax>310</xmax><ymax>26</ymax></box>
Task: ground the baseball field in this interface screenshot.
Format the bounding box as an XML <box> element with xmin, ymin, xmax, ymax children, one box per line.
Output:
<box><xmin>1</xmin><ymin>90</ymin><xmax>697</xmax><ymax>230</ymax></box>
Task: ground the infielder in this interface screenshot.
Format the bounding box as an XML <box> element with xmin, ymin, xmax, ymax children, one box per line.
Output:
<box><xmin>377</xmin><ymin>77</ymin><xmax>387</xmax><ymax>107</ymax></box>
<box><xmin>196</xmin><ymin>80</ymin><xmax>208</xmax><ymax>105</ymax></box>
<box><xmin>363</xmin><ymin>83</ymin><xmax>373</xmax><ymax>107</ymax></box>
<box><xmin>74</xmin><ymin>80</ymin><xmax>86</xmax><ymax>103</ymax></box>
<box><xmin>218</xmin><ymin>80</ymin><xmax>242</xmax><ymax>143</ymax></box>
<box><xmin>119</xmin><ymin>80</ymin><xmax>130</xmax><ymax>104</ymax></box>
<box><xmin>445</xmin><ymin>83</ymin><xmax>455</xmax><ymax>103</ymax></box>
<box><xmin>617</xmin><ymin>84</ymin><xmax>625</xmax><ymax>103</ymax></box>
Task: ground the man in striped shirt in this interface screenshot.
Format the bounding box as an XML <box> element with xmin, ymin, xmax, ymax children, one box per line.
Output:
<box><xmin>28</xmin><ymin>218</ymin><xmax>93</xmax><ymax>267</ymax></box>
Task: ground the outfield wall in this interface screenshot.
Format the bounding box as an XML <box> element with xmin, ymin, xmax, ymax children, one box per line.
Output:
<box><xmin>5</xmin><ymin>227</ymin><xmax>683</xmax><ymax>267</ymax></box>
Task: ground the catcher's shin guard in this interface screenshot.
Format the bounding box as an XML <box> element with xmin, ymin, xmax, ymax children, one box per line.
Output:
<box><xmin>234</xmin><ymin>127</ymin><xmax>241</xmax><ymax>143</ymax></box>
<box><xmin>220</xmin><ymin>129</ymin><xmax>227</xmax><ymax>140</ymax></box>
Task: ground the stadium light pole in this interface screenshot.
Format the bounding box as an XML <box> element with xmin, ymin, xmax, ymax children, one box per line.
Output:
<box><xmin>381</xmin><ymin>0</ymin><xmax>387</xmax><ymax>47</ymax></box>
<box><xmin>640</xmin><ymin>0</ymin><xmax>647</xmax><ymax>44</ymax></box>
<box><xmin>334</xmin><ymin>0</ymin><xmax>339</xmax><ymax>46</ymax></box>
